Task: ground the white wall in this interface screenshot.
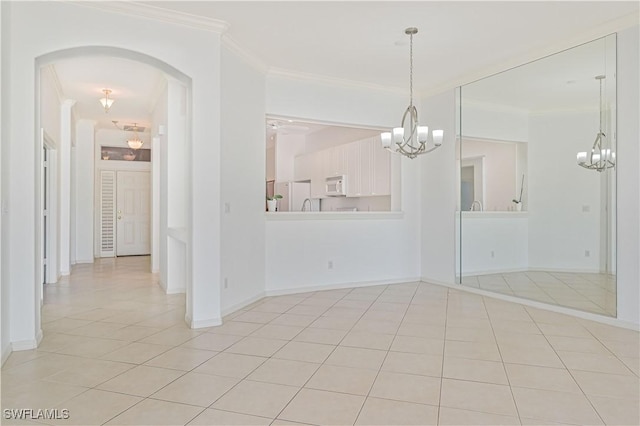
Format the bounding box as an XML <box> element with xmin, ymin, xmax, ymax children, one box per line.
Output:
<box><xmin>3</xmin><ymin>1</ymin><xmax>223</xmax><ymax>346</ymax></box>
<box><xmin>151</xmin><ymin>84</ymin><xmax>168</xmax><ymax>276</ymax></box>
<box><xmin>420</xmin><ymin>90</ymin><xmax>458</xmax><ymax>285</ymax></box>
<box><xmin>265</xmin><ymin>77</ymin><xmax>421</xmax><ymax>293</ymax></box>
<box><xmin>305</xmin><ymin>127</ymin><xmax>380</xmax><ymax>153</ymax></box>
<box><xmin>461</xmin><ymin>101</ymin><xmax>529</xmax><ymax>142</ymax></box>
<box><xmin>0</xmin><ymin>0</ymin><xmax>9</xmax><ymax>364</ymax></box>
<box><xmin>220</xmin><ymin>46</ymin><xmax>266</xmax><ymax>313</ymax></box>
<box><xmin>267</xmin><ymin>75</ymin><xmax>407</xmax><ymax>128</ymax></box>
<box><xmin>528</xmin><ymin>111</ymin><xmax>601</xmax><ymax>272</ymax></box>
<box><xmin>74</xmin><ymin>120</ymin><xmax>94</xmax><ymax>263</ymax></box>
<box><xmin>616</xmin><ymin>25</ymin><xmax>640</xmax><ymax>325</ymax></box>
<box><xmin>456</xmin><ymin>213</ymin><xmax>529</xmax><ymax>275</ymax></box>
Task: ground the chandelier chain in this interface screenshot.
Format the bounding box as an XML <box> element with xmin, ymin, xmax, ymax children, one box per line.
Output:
<box><xmin>409</xmin><ymin>32</ymin><xmax>413</xmax><ymax>108</ymax></box>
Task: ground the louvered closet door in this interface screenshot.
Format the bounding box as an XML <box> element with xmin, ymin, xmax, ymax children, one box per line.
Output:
<box><xmin>100</xmin><ymin>171</ymin><xmax>116</xmax><ymax>257</ymax></box>
<box><xmin>116</xmin><ymin>171</ymin><xmax>151</xmax><ymax>256</ymax></box>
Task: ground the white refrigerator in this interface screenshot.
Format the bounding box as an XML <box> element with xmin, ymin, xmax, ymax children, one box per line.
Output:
<box><xmin>274</xmin><ymin>181</ymin><xmax>320</xmax><ymax>212</ymax></box>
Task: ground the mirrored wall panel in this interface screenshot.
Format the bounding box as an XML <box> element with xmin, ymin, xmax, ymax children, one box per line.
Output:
<box><xmin>456</xmin><ymin>34</ymin><xmax>616</xmax><ymax>316</ymax></box>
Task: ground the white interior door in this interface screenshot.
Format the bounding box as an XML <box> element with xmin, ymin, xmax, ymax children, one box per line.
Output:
<box><xmin>116</xmin><ymin>171</ymin><xmax>151</xmax><ymax>256</ymax></box>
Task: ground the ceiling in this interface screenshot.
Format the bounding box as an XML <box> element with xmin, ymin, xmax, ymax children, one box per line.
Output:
<box><xmin>53</xmin><ymin>1</ymin><xmax>638</xmax><ymax>131</ymax></box>
<box><xmin>142</xmin><ymin>1</ymin><xmax>637</xmax><ymax>92</ymax></box>
<box><xmin>52</xmin><ymin>56</ymin><xmax>165</xmax><ymax>131</ymax></box>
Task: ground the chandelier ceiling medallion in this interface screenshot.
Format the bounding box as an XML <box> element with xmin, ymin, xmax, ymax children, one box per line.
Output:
<box><xmin>576</xmin><ymin>75</ymin><xmax>615</xmax><ymax>172</ymax></box>
<box><xmin>381</xmin><ymin>27</ymin><xmax>444</xmax><ymax>159</ymax></box>
<box><xmin>99</xmin><ymin>89</ymin><xmax>114</xmax><ymax>113</ymax></box>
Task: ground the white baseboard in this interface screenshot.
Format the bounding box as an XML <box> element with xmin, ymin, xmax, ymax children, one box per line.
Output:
<box><xmin>189</xmin><ymin>316</ymin><xmax>222</xmax><ymax>329</ymax></box>
<box><xmin>166</xmin><ymin>287</ymin><xmax>186</xmax><ymax>295</ymax></box>
<box><xmin>421</xmin><ymin>276</ymin><xmax>640</xmax><ymax>331</ymax></box>
<box><xmin>11</xmin><ymin>339</ymin><xmax>38</xmax><ymax>351</ymax></box>
<box><xmin>74</xmin><ymin>258</ymin><xmax>95</xmax><ymax>264</ymax></box>
<box><xmin>1</xmin><ymin>343</ymin><xmax>12</xmax><ymax>366</ymax></box>
<box><xmin>221</xmin><ymin>292</ymin><xmax>267</xmax><ymax>318</ymax></box>
<box><xmin>460</xmin><ymin>267</ymin><xmax>605</xmax><ymax>277</ymax></box>
<box><xmin>265</xmin><ymin>276</ymin><xmax>421</xmax><ymax>298</ymax></box>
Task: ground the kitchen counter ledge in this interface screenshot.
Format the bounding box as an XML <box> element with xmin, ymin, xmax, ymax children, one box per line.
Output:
<box><xmin>265</xmin><ymin>211</ymin><xmax>404</xmax><ymax>221</ymax></box>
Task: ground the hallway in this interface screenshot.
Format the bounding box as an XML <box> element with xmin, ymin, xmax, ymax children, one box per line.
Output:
<box><xmin>1</xmin><ymin>257</ymin><xmax>638</xmax><ymax>425</ymax></box>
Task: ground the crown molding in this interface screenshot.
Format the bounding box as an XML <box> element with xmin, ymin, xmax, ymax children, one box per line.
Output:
<box><xmin>221</xmin><ymin>34</ymin><xmax>269</xmax><ymax>74</ymax></box>
<box><xmin>268</xmin><ymin>67</ymin><xmax>407</xmax><ymax>96</ymax></box>
<box><xmin>70</xmin><ymin>0</ymin><xmax>229</xmax><ymax>33</ymax></box>
<box><xmin>419</xmin><ymin>12</ymin><xmax>638</xmax><ymax>99</ymax></box>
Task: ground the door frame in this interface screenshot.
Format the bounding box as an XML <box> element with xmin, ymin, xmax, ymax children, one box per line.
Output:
<box><xmin>41</xmin><ymin>129</ymin><xmax>58</xmax><ymax>286</ymax></box>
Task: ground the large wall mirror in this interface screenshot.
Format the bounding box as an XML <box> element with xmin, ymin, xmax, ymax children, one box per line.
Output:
<box><xmin>456</xmin><ymin>34</ymin><xmax>617</xmax><ymax>317</ymax></box>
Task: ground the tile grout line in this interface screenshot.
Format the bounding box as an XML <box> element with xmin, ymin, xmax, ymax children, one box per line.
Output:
<box><xmin>270</xmin><ymin>285</ymin><xmax>390</xmax><ymax>424</ymax></box>
<box><xmin>481</xmin><ymin>295</ymin><xmax>524</xmax><ymax>425</ymax></box>
<box><xmin>524</xmin><ymin>306</ymin><xmax>608</xmax><ymax>425</ymax></box>
<box><xmin>351</xmin><ymin>282</ymin><xmax>420</xmax><ymax>426</ymax></box>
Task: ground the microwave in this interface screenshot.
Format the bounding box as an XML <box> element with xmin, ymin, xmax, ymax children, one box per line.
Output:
<box><xmin>326</xmin><ymin>175</ymin><xmax>347</xmax><ymax>197</ymax></box>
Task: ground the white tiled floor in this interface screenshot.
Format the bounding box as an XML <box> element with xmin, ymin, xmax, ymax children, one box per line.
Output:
<box><xmin>2</xmin><ymin>257</ymin><xmax>638</xmax><ymax>425</ymax></box>
<box><xmin>461</xmin><ymin>271</ymin><xmax>616</xmax><ymax>316</ymax></box>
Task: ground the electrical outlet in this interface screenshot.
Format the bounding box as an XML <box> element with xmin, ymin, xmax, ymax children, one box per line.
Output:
<box><xmin>582</xmin><ymin>205</ymin><xmax>590</xmax><ymax>213</ymax></box>
<box><xmin>585</xmin><ymin>250</ymin><xmax>590</xmax><ymax>257</ymax></box>
<box><xmin>224</xmin><ymin>278</ymin><xmax>229</xmax><ymax>289</ymax></box>
<box><xmin>328</xmin><ymin>260</ymin><xmax>334</xmax><ymax>270</ymax></box>
<box><xmin>224</xmin><ymin>203</ymin><xmax>231</xmax><ymax>214</ymax></box>
<box><xmin>491</xmin><ymin>250</ymin><xmax>495</xmax><ymax>258</ymax></box>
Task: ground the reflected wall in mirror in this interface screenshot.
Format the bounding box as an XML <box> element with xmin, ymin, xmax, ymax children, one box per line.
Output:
<box><xmin>456</xmin><ymin>34</ymin><xmax>616</xmax><ymax>317</ymax></box>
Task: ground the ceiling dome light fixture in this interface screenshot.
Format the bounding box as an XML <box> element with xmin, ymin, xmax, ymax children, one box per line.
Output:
<box><xmin>112</xmin><ymin>121</ymin><xmax>144</xmax><ymax>150</ymax></box>
<box><xmin>126</xmin><ymin>123</ymin><xmax>144</xmax><ymax>150</ymax></box>
<box><xmin>576</xmin><ymin>75</ymin><xmax>615</xmax><ymax>172</ymax></box>
<box><xmin>99</xmin><ymin>89</ymin><xmax>114</xmax><ymax>113</ymax></box>
<box><xmin>381</xmin><ymin>27</ymin><xmax>444</xmax><ymax>159</ymax></box>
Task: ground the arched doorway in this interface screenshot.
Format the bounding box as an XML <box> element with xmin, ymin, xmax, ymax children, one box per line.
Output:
<box><xmin>34</xmin><ymin>46</ymin><xmax>194</xmax><ymax>339</ymax></box>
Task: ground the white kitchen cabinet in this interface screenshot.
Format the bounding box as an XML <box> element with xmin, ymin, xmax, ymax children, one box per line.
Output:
<box><xmin>372</xmin><ymin>141</ymin><xmax>391</xmax><ymax>196</ymax></box>
<box><xmin>310</xmin><ymin>151</ymin><xmax>326</xmax><ymax>198</ymax></box>
<box><xmin>326</xmin><ymin>145</ymin><xmax>347</xmax><ymax>177</ymax></box>
<box><xmin>346</xmin><ymin>142</ymin><xmax>361</xmax><ymax>196</ymax></box>
<box><xmin>359</xmin><ymin>138</ymin><xmax>373</xmax><ymax>196</ymax></box>
<box><xmin>296</xmin><ymin>137</ymin><xmax>390</xmax><ymax>200</ymax></box>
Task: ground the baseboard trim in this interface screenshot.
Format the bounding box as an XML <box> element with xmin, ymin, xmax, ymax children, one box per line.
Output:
<box><xmin>221</xmin><ymin>292</ymin><xmax>267</xmax><ymax>318</ymax></box>
<box><xmin>1</xmin><ymin>343</ymin><xmax>12</xmax><ymax>366</ymax></box>
<box><xmin>166</xmin><ymin>287</ymin><xmax>186</xmax><ymax>295</ymax></box>
<box><xmin>265</xmin><ymin>276</ymin><xmax>422</xmax><ymax>298</ymax></box>
<box><xmin>189</xmin><ymin>316</ymin><xmax>223</xmax><ymax>329</ymax></box>
<box><xmin>459</xmin><ymin>267</ymin><xmax>606</xmax><ymax>277</ymax></box>
<box><xmin>421</xmin><ymin>276</ymin><xmax>640</xmax><ymax>331</ymax></box>
<box><xmin>11</xmin><ymin>338</ymin><xmax>39</xmax><ymax>351</ymax></box>
<box><xmin>74</xmin><ymin>259</ymin><xmax>95</xmax><ymax>264</ymax></box>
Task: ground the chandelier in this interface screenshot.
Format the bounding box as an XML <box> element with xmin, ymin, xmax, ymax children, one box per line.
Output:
<box><xmin>112</xmin><ymin>121</ymin><xmax>144</xmax><ymax>150</ymax></box>
<box><xmin>576</xmin><ymin>75</ymin><xmax>615</xmax><ymax>172</ymax></box>
<box><xmin>99</xmin><ymin>89</ymin><xmax>114</xmax><ymax>113</ymax></box>
<box><xmin>381</xmin><ymin>27</ymin><xmax>444</xmax><ymax>159</ymax></box>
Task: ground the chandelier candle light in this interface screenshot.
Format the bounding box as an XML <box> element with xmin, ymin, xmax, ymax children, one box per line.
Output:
<box><xmin>576</xmin><ymin>75</ymin><xmax>615</xmax><ymax>172</ymax></box>
<box><xmin>381</xmin><ymin>27</ymin><xmax>444</xmax><ymax>159</ymax></box>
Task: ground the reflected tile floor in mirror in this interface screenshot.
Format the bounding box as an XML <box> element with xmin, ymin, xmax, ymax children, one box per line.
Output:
<box><xmin>461</xmin><ymin>271</ymin><xmax>616</xmax><ymax>316</ymax></box>
<box><xmin>2</xmin><ymin>257</ymin><xmax>637</xmax><ymax>425</ymax></box>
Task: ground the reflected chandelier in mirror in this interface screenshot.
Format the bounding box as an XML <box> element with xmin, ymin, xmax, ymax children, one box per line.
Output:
<box><xmin>456</xmin><ymin>34</ymin><xmax>616</xmax><ymax>318</ymax></box>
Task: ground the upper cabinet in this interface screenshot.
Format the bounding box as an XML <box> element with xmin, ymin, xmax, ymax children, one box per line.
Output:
<box><xmin>295</xmin><ymin>136</ymin><xmax>390</xmax><ymax>199</ymax></box>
